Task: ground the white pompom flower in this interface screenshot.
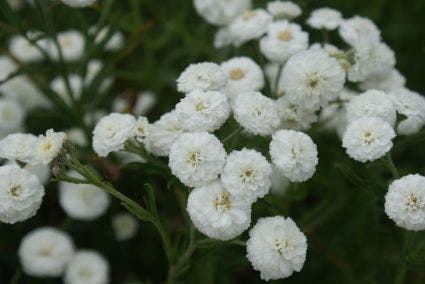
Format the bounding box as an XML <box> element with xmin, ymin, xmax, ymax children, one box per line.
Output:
<box><xmin>175</xmin><ymin>90</ymin><xmax>230</xmax><ymax>132</ymax></box>
<box><xmin>270</xmin><ymin>130</ymin><xmax>318</xmax><ymax>182</ymax></box>
<box><xmin>229</xmin><ymin>9</ymin><xmax>272</xmax><ymax>46</ymax></box>
<box><xmin>233</xmin><ymin>91</ymin><xmax>280</xmax><ymax>136</ymax></box>
<box><xmin>0</xmin><ymin>165</ymin><xmax>45</xmax><ymax>224</ymax></box>
<box><xmin>112</xmin><ymin>212</ymin><xmax>139</xmax><ymax>241</ymax></box>
<box><xmin>259</xmin><ymin>20</ymin><xmax>308</xmax><ymax>64</ymax></box>
<box><xmin>276</xmin><ymin>97</ymin><xmax>317</xmax><ymax>131</ymax></box>
<box><xmin>397</xmin><ymin>117</ymin><xmax>424</xmax><ymax>136</ymax></box>
<box><xmin>64</xmin><ymin>250</ymin><xmax>109</xmax><ymax>284</ymax></box>
<box><xmin>220</xmin><ymin>57</ymin><xmax>264</xmax><ymax>103</ymax></box>
<box><xmin>59</xmin><ymin>171</ymin><xmax>110</xmax><ymax>221</ymax></box>
<box><xmin>187</xmin><ymin>180</ymin><xmax>251</xmax><ymax>240</ymax></box>
<box><xmin>221</xmin><ymin>148</ymin><xmax>272</xmax><ymax>202</ymax></box>
<box><xmin>60</xmin><ymin>0</ymin><xmax>96</xmax><ymax>7</ymax></box>
<box><xmin>266</xmin><ymin>1</ymin><xmax>302</xmax><ymax>20</ymax></box>
<box><xmin>346</xmin><ymin>89</ymin><xmax>397</xmax><ymax>126</ymax></box>
<box><xmin>307</xmin><ymin>7</ymin><xmax>342</xmax><ymax>30</ymax></box>
<box><xmin>32</xmin><ymin>129</ymin><xmax>67</xmax><ymax>165</ymax></box>
<box><xmin>339</xmin><ymin>16</ymin><xmax>381</xmax><ymax>46</ymax></box>
<box><xmin>281</xmin><ymin>49</ymin><xmax>345</xmax><ymax>110</ymax></box>
<box><xmin>169</xmin><ymin>132</ymin><xmax>226</xmax><ymax>188</ymax></box>
<box><xmin>0</xmin><ymin>133</ymin><xmax>38</xmax><ymax>163</ymax></box>
<box><xmin>9</xmin><ymin>35</ymin><xmax>43</xmax><ymax>62</ymax></box>
<box><xmin>342</xmin><ymin>117</ymin><xmax>396</xmax><ymax>162</ymax></box>
<box><xmin>246</xmin><ymin>216</ymin><xmax>307</xmax><ymax>281</ymax></box>
<box><xmin>144</xmin><ymin>111</ymin><xmax>183</xmax><ymax>157</ymax></box>
<box><xmin>133</xmin><ymin>116</ymin><xmax>149</xmax><ymax>143</ymax></box>
<box><xmin>385</xmin><ymin>174</ymin><xmax>425</xmax><ymax>231</ymax></box>
<box><xmin>193</xmin><ymin>0</ymin><xmax>251</xmax><ymax>26</ymax></box>
<box><xmin>177</xmin><ymin>62</ymin><xmax>227</xmax><ymax>93</ymax></box>
<box><xmin>92</xmin><ymin>113</ymin><xmax>136</xmax><ymax>157</ymax></box>
<box><xmin>389</xmin><ymin>89</ymin><xmax>425</xmax><ymax>125</ymax></box>
<box><xmin>49</xmin><ymin>30</ymin><xmax>85</xmax><ymax>61</ymax></box>
<box><xmin>0</xmin><ymin>98</ymin><xmax>25</xmax><ymax>137</ymax></box>
<box><xmin>359</xmin><ymin>68</ymin><xmax>405</xmax><ymax>93</ymax></box>
<box><xmin>18</xmin><ymin>227</ymin><xmax>75</xmax><ymax>277</ymax></box>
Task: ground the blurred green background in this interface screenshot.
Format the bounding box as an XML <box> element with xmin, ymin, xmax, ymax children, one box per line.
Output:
<box><xmin>1</xmin><ymin>0</ymin><xmax>425</xmax><ymax>283</ymax></box>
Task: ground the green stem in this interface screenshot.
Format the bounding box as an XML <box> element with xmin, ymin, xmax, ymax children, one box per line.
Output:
<box><xmin>385</xmin><ymin>152</ymin><xmax>400</xmax><ymax>179</ymax></box>
<box><xmin>222</xmin><ymin>127</ymin><xmax>243</xmax><ymax>144</ymax></box>
<box><xmin>274</xmin><ymin>63</ymin><xmax>283</xmax><ymax>97</ymax></box>
<box><xmin>124</xmin><ymin>141</ymin><xmax>170</xmax><ymax>173</ymax></box>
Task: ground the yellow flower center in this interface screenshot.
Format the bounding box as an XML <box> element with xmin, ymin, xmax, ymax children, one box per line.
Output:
<box><xmin>278</xmin><ymin>29</ymin><xmax>293</xmax><ymax>41</ymax></box>
<box><xmin>229</xmin><ymin>68</ymin><xmax>245</xmax><ymax>80</ymax></box>
<box><xmin>213</xmin><ymin>191</ymin><xmax>232</xmax><ymax>212</ymax></box>
<box><xmin>406</xmin><ymin>192</ymin><xmax>424</xmax><ymax>211</ymax></box>
<box><xmin>9</xmin><ymin>184</ymin><xmax>23</xmax><ymax>197</ymax></box>
<box><xmin>186</xmin><ymin>151</ymin><xmax>202</xmax><ymax>167</ymax></box>
<box><xmin>242</xmin><ymin>10</ymin><xmax>257</xmax><ymax>20</ymax></box>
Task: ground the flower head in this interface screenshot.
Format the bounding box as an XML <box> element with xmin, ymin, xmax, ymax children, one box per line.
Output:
<box><xmin>177</xmin><ymin>62</ymin><xmax>227</xmax><ymax>93</ymax></box>
<box><xmin>266</xmin><ymin>1</ymin><xmax>301</xmax><ymax>20</ymax></box>
<box><xmin>193</xmin><ymin>0</ymin><xmax>251</xmax><ymax>26</ymax></box>
<box><xmin>229</xmin><ymin>9</ymin><xmax>272</xmax><ymax>46</ymax></box>
<box><xmin>64</xmin><ymin>250</ymin><xmax>109</xmax><ymax>284</ymax></box>
<box><xmin>112</xmin><ymin>212</ymin><xmax>139</xmax><ymax>241</ymax></box>
<box><xmin>307</xmin><ymin>7</ymin><xmax>342</xmax><ymax>30</ymax></box>
<box><xmin>33</xmin><ymin>129</ymin><xmax>67</xmax><ymax>165</ymax></box>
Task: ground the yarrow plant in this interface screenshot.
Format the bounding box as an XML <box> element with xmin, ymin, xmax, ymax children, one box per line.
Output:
<box><xmin>1</xmin><ymin>0</ymin><xmax>425</xmax><ymax>283</ymax></box>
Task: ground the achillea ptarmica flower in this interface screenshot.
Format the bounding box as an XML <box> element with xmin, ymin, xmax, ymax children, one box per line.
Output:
<box><xmin>259</xmin><ymin>20</ymin><xmax>309</xmax><ymax>63</ymax></box>
<box><xmin>187</xmin><ymin>180</ymin><xmax>251</xmax><ymax>240</ymax></box>
<box><xmin>346</xmin><ymin>89</ymin><xmax>397</xmax><ymax>126</ymax></box>
<box><xmin>307</xmin><ymin>7</ymin><xmax>343</xmax><ymax>30</ymax></box>
<box><xmin>144</xmin><ymin>111</ymin><xmax>183</xmax><ymax>157</ymax></box>
<box><xmin>175</xmin><ymin>90</ymin><xmax>230</xmax><ymax>132</ymax></box>
<box><xmin>281</xmin><ymin>49</ymin><xmax>345</xmax><ymax>111</ymax></box>
<box><xmin>0</xmin><ymin>133</ymin><xmax>38</xmax><ymax>163</ymax></box>
<box><xmin>276</xmin><ymin>97</ymin><xmax>317</xmax><ymax>131</ymax></box>
<box><xmin>169</xmin><ymin>132</ymin><xmax>226</xmax><ymax>188</ymax></box>
<box><xmin>397</xmin><ymin>117</ymin><xmax>424</xmax><ymax>136</ymax></box>
<box><xmin>176</xmin><ymin>62</ymin><xmax>227</xmax><ymax>93</ymax></box>
<box><xmin>18</xmin><ymin>227</ymin><xmax>74</xmax><ymax>277</ymax></box>
<box><xmin>233</xmin><ymin>91</ymin><xmax>280</xmax><ymax>136</ymax></box>
<box><xmin>389</xmin><ymin>88</ymin><xmax>425</xmax><ymax>126</ymax></box>
<box><xmin>0</xmin><ymin>165</ymin><xmax>45</xmax><ymax>224</ymax></box>
<box><xmin>60</xmin><ymin>0</ymin><xmax>97</xmax><ymax>8</ymax></box>
<box><xmin>49</xmin><ymin>30</ymin><xmax>85</xmax><ymax>61</ymax></box>
<box><xmin>270</xmin><ymin>130</ymin><xmax>318</xmax><ymax>182</ymax></box>
<box><xmin>112</xmin><ymin>212</ymin><xmax>139</xmax><ymax>241</ymax></box>
<box><xmin>359</xmin><ymin>68</ymin><xmax>406</xmax><ymax>93</ymax></box>
<box><xmin>0</xmin><ymin>98</ymin><xmax>25</xmax><ymax>137</ymax></box>
<box><xmin>339</xmin><ymin>16</ymin><xmax>381</xmax><ymax>46</ymax></box>
<box><xmin>59</xmin><ymin>171</ymin><xmax>110</xmax><ymax>221</ymax></box>
<box><xmin>92</xmin><ymin>113</ymin><xmax>136</xmax><ymax>157</ymax></box>
<box><xmin>64</xmin><ymin>250</ymin><xmax>109</xmax><ymax>284</ymax></box>
<box><xmin>133</xmin><ymin>116</ymin><xmax>149</xmax><ymax>143</ymax></box>
<box><xmin>229</xmin><ymin>9</ymin><xmax>272</xmax><ymax>46</ymax></box>
<box><xmin>342</xmin><ymin>117</ymin><xmax>395</xmax><ymax>162</ymax></box>
<box><xmin>266</xmin><ymin>1</ymin><xmax>301</xmax><ymax>20</ymax></box>
<box><xmin>6</xmin><ymin>160</ymin><xmax>51</xmax><ymax>186</ymax></box>
<box><xmin>193</xmin><ymin>0</ymin><xmax>251</xmax><ymax>26</ymax></box>
<box><xmin>220</xmin><ymin>57</ymin><xmax>265</xmax><ymax>103</ymax></box>
<box><xmin>221</xmin><ymin>148</ymin><xmax>272</xmax><ymax>202</ymax></box>
<box><xmin>246</xmin><ymin>216</ymin><xmax>307</xmax><ymax>281</ymax></box>
<box><xmin>9</xmin><ymin>35</ymin><xmax>43</xmax><ymax>62</ymax></box>
<box><xmin>32</xmin><ymin>129</ymin><xmax>67</xmax><ymax>165</ymax></box>
<box><xmin>385</xmin><ymin>174</ymin><xmax>425</xmax><ymax>231</ymax></box>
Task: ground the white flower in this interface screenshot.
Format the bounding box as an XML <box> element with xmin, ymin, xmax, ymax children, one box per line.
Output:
<box><xmin>359</xmin><ymin>68</ymin><xmax>405</xmax><ymax>93</ymax></box>
<box><xmin>59</xmin><ymin>171</ymin><xmax>110</xmax><ymax>221</ymax></box>
<box><xmin>133</xmin><ymin>116</ymin><xmax>149</xmax><ymax>143</ymax></box>
<box><xmin>0</xmin><ymin>56</ymin><xmax>17</xmax><ymax>81</ymax></box>
<box><xmin>49</xmin><ymin>30</ymin><xmax>85</xmax><ymax>61</ymax></box>
<box><xmin>0</xmin><ymin>98</ymin><xmax>25</xmax><ymax>136</ymax></box>
<box><xmin>397</xmin><ymin>117</ymin><xmax>424</xmax><ymax>136</ymax></box>
<box><xmin>112</xmin><ymin>212</ymin><xmax>139</xmax><ymax>241</ymax></box>
<box><xmin>193</xmin><ymin>0</ymin><xmax>251</xmax><ymax>26</ymax></box>
<box><xmin>229</xmin><ymin>9</ymin><xmax>272</xmax><ymax>46</ymax></box>
<box><xmin>60</xmin><ymin>0</ymin><xmax>97</xmax><ymax>8</ymax></box>
<box><xmin>187</xmin><ymin>180</ymin><xmax>251</xmax><ymax>240</ymax></box>
<box><xmin>0</xmin><ymin>165</ymin><xmax>45</xmax><ymax>224</ymax></box>
<box><xmin>175</xmin><ymin>90</ymin><xmax>230</xmax><ymax>132</ymax></box>
<box><xmin>276</xmin><ymin>97</ymin><xmax>317</xmax><ymax>131</ymax></box>
<box><xmin>177</xmin><ymin>62</ymin><xmax>228</xmax><ymax>93</ymax></box>
<box><xmin>6</xmin><ymin>160</ymin><xmax>51</xmax><ymax>186</ymax></box>
<box><xmin>169</xmin><ymin>132</ymin><xmax>226</xmax><ymax>188</ymax></box>
<box><xmin>92</xmin><ymin>113</ymin><xmax>136</xmax><ymax>157</ymax></box>
<box><xmin>67</xmin><ymin>128</ymin><xmax>88</xmax><ymax>147</ymax></box>
<box><xmin>214</xmin><ymin>27</ymin><xmax>235</xmax><ymax>48</ymax></box>
<box><xmin>282</xmin><ymin>49</ymin><xmax>345</xmax><ymax>110</ymax></box>
<box><xmin>346</xmin><ymin>89</ymin><xmax>396</xmax><ymax>125</ymax></box>
<box><xmin>307</xmin><ymin>7</ymin><xmax>342</xmax><ymax>30</ymax></box>
<box><xmin>9</xmin><ymin>35</ymin><xmax>43</xmax><ymax>62</ymax></box>
<box><xmin>64</xmin><ymin>250</ymin><xmax>109</xmax><ymax>284</ymax></box>
<box><xmin>50</xmin><ymin>74</ymin><xmax>83</xmax><ymax>105</ymax></box>
<box><xmin>85</xmin><ymin>59</ymin><xmax>103</xmax><ymax>84</ymax></box>
<box><xmin>339</xmin><ymin>16</ymin><xmax>381</xmax><ymax>46</ymax></box>
<box><xmin>7</xmin><ymin>0</ymin><xmax>24</xmax><ymax>10</ymax></box>
<box><xmin>266</xmin><ymin>1</ymin><xmax>301</xmax><ymax>20</ymax></box>
<box><xmin>18</xmin><ymin>227</ymin><xmax>74</xmax><ymax>277</ymax></box>
<box><xmin>221</xmin><ymin>148</ymin><xmax>272</xmax><ymax>202</ymax></box>
<box><xmin>270</xmin><ymin>130</ymin><xmax>318</xmax><ymax>182</ymax></box>
<box><xmin>389</xmin><ymin>88</ymin><xmax>425</xmax><ymax>123</ymax></box>
<box><xmin>385</xmin><ymin>174</ymin><xmax>425</xmax><ymax>231</ymax></box>
<box><xmin>105</xmin><ymin>32</ymin><xmax>124</xmax><ymax>52</ymax></box>
<box><xmin>0</xmin><ymin>133</ymin><xmax>38</xmax><ymax>163</ymax></box>
<box><xmin>133</xmin><ymin>91</ymin><xmax>157</xmax><ymax>116</ymax></box>
<box><xmin>220</xmin><ymin>57</ymin><xmax>264</xmax><ymax>103</ymax></box>
<box><xmin>92</xmin><ymin>26</ymin><xmax>125</xmax><ymax>52</ymax></box>
<box><xmin>259</xmin><ymin>20</ymin><xmax>309</xmax><ymax>63</ymax></box>
<box><xmin>246</xmin><ymin>216</ymin><xmax>307</xmax><ymax>281</ymax></box>
<box><xmin>348</xmin><ymin>41</ymin><xmax>395</xmax><ymax>82</ymax></box>
<box><xmin>32</xmin><ymin>129</ymin><xmax>67</xmax><ymax>165</ymax></box>
<box><xmin>233</xmin><ymin>91</ymin><xmax>280</xmax><ymax>136</ymax></box>
<box><xmin>342</xmin><ymin>117</ymin><xmax>395</xmax><ymax>162</ymax></box>
<box><xmin>144</xmin><ymin>111</ymin><xmax>183</xmax><ymax>157</ymax></box>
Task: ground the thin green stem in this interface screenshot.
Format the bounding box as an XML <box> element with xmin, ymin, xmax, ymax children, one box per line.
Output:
<box><xmin>274</xmin><ymin>63</ymin><xmax>283</xmax><ymax>97</ymax></box>
<box><xmin>222</xmin><ymin>127</ymin><xmax>243</xmax><ymax>144</ymax></box>
<box><xmin>385</xmin><ymin>152</ymin><xmax>400</xmax><ymax>179</ymax></box>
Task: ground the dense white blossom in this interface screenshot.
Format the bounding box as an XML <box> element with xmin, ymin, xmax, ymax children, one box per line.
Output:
<box><xmin>270</xmin><ymin>130</ymin><xmax>318</xmax><ymax>182</ymax></box>
<box><xmin>213</xmin><ymin>26</ymin><xmax>235</xmax><ymax>48</ymax></box>
<box><xmin>397</xmin><ymin>117</ymin><xmax>424</xmax><ymax>136</ymax></box>
<box><xmin>282</xmin><ymin>49</ymin><xmax>345</xmax><ymax>110</ymax></box>
<box><xmin>221</xmin><ymin>148</ymin><xmax>272</xmax><ymax>202</ymax></box>
<box><xmin>49</xmin><ymin>31</ymin><xmax>85</xmax><ymax>61</ymax></box>
<box><xmin>169</xmin><ymin>132</ymin><xmax>226</xmax><ymax>188</ymax></box>
<box><xmin>0</xmin><ymin>56</ymin><xmax>17</xmax><ymax>81</ymax></box>
<box><xmin>359</xmin><ymin>69</ymin><xmax>405</xmax><ymax>92</ymax></box>
<box><xmin>18</xmin><ymin>227</ymin><xmax>74</xmax><ymax>277</ymax></box>
<box><xmin>177</xmin><ymin>62</ymin><xmax>227</xmax><ymax>93</ymax></box>
<box><xmin>193</xmin><ymin>0</ymin><xmax>251</xmax><ymax>26</ymax></box>
<box><xmin>0</xmin><ymin>165</ymin><xmax>45</xmax><ymax>224</ymax></box>
<box><xmin>112</xmin><ymin>212</ymin><xmax>139</xmax><ymax>241</ymax></box>
<box><xmin>133</xmin><ymin>91</ymin><xmax>157</xmax><ymax>116</ymax></box>
<box><xmin>247</xmin><ymin>216</ymin><xmax>307</xmax><ymax>281</ymax></box>
<box><xmin>60</xmin><ymin>0</ymin><xmax>97</xmax><ymax>7</ymax></box>
<box><xmin>389</xmin><ymin>89</ymin><xmax>425</xmax><ymax>123</ymax></box>
<box><xmin>233</xmin><ymin>91</ymin><xmax>280</xmax><ymax>136</ymax></box>
<box><xmin>0</xmin><ymin>98</ymin><xmax>25</xmax><ymax>137</ymax></box>
<box><xmin>0</xmin><ymin>133</ymin><xmax>37</xmax><ymax>163</ymax></box>
<box><xmin>228</xmin><ymin>9</ymin><xmax>272</xmax><ymax>46</ymax></box>
<box><xmin>9</xmin><ymin>35</ymin><xmax>43</xmax><ymax>62</ymax></box>
<box><xmin>187</xmin><ymin>180</ymin><xmax>251</xmax><ymax>240</ymax></box>
<box><xmin>0</xmin><ymin>76</ymin><xmax>48</xmax><ymax>110</ymax></box>
<box><xmin>260</xmin><ymin>20</ymin><xmax>309</xmax><ymax>63</ymax></box>
<box><xmin>64</xmin><ymin>250</ymin><xmax>109</xmax><ymax>284</ymax></box>
<box><xmin>342</xmin><ymin>117</ymin><xmax>395</xmax><ymax>162</ymax></box>
<box><xmin>385</xmin><ymin>174</ymin><xmax>425</xmax><ymax>231</ymax></box>
<box><xmin>266</xmin><ymin>1</ymin><xmax>301</xmax><ymax>20</ymax></box>
<box><xmin>32</xmin><ymin>129</ymin><xmax>67</xmax><ymax>165</ymax></box>
<box><xmin>307</xmin><ymin>7</ymin><xmax>342</xmax><ymax>30</ymax></box>
<box><xmin>276</xmin><ymin>97</ymin><xmax>317</xmax><ymax>130</ymax></box>
<box><xmin>6</xmin><ymin>160</ymin><xmax>51</xmax><ymax>186</ymax></box>
<box><xmin>339</xmin><ymin>16</ymin><xmax>381</xmax><ymax>46</ymax></box>
<box><xmin>133</xmin><ymin>116</ymin><xmax>149</xmax><ymax>143</ymax></box>
<box><xmin>175</xmin><ymin>90</ymin><xmax>230</xmax><ymax>132</ymax></box>
<box><xmin>92</xmin><ymin>113</ymin><xmax>136</xmax><ymax>157</ymax></box>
